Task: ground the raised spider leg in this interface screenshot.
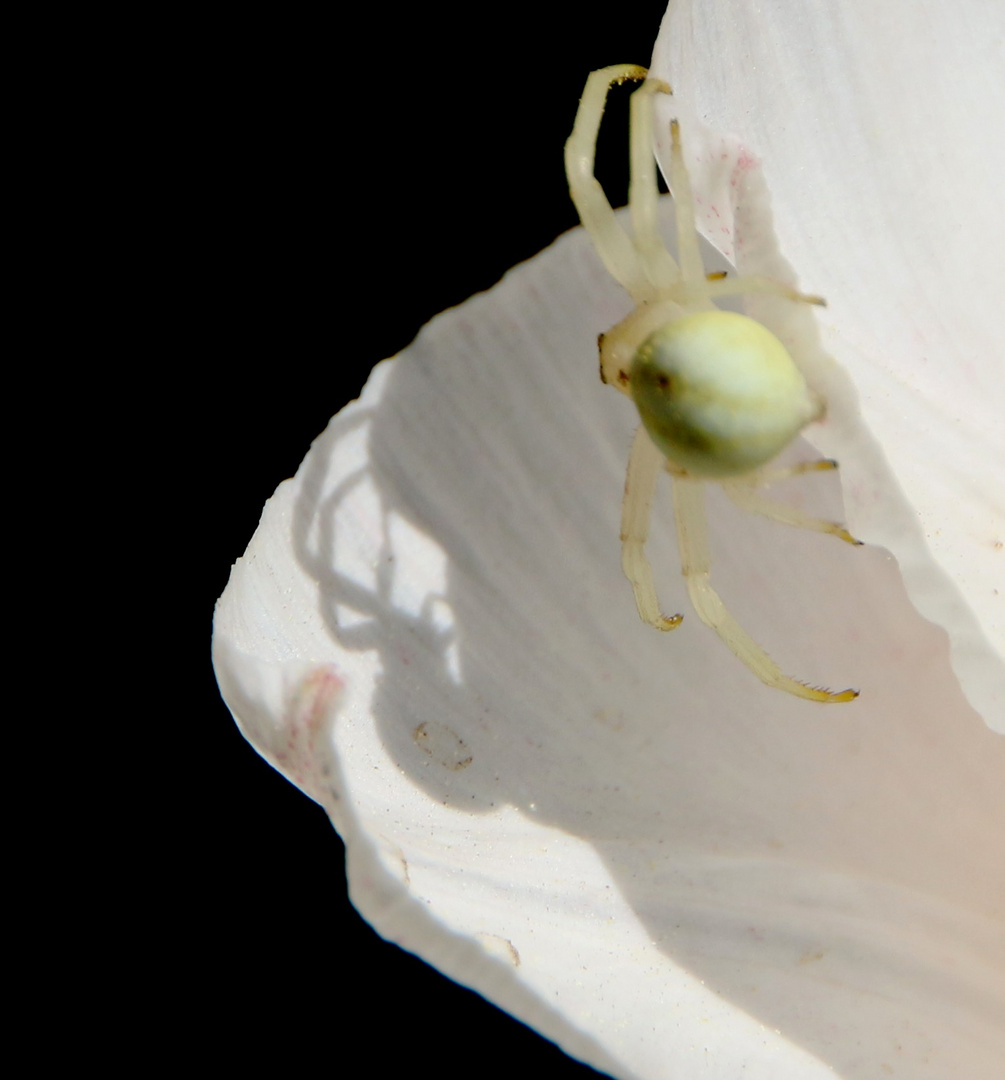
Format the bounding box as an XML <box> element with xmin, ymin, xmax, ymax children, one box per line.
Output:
<box><xmin>589</xmin><ymin>70</ymin><xmax>688</xmax><ymax>394</ymax></box>
<box><xmin>666</xmin><ymin>117</ymin><xmax>708</xmax><ymax>293</ymax></box>
<box><xmin>621</xmin><ymin>426</ymin><xmax>684</xmax><ymax>631</ymax></box>
<box><xmin>671</xmin><ymin>475</ymin><xmax>858</xmax><ymax>703</ymax></box>
<box><xmin>565</xmin><ymin>65</ymin><xmax>651</xmax><ymax>301</ymax></box>
<box><xmin>629</xmin><ymin>77</ymin><xmax>678</xmax><ymax>290</ymax></box>
<box><xmin>664</xmin><ymin>124</ymin><xmax>826</xmax><ymax>310</ymax></box>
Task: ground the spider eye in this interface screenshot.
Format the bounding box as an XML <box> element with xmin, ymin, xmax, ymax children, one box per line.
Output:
<box><xmin>629</xmin><ymin>310</ymin><xmax>823</xmax><ymax>478</ymax></box>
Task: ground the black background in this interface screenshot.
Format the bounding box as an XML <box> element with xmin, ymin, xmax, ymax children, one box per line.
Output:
<box><xmin>191</xmin><ymin>6</ymin><xmax>671</xmax><ymax>1075</ymax></box>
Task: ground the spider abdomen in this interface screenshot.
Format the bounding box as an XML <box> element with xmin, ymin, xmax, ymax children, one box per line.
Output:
<box><xmin>629</xmin><ymin>310</ymin><xmax>822</xmax><ymax>478</ymax></box>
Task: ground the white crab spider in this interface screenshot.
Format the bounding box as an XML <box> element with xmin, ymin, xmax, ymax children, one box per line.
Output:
<box><xmin>565</xmin><ymin>65</ymin><xmax>861</xmax><ymax>704</ymax></box>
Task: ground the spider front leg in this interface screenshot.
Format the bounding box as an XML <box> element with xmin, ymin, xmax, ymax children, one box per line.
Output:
<box><xmin>621</xmin><ymin>426</ymin><xmax>683</xmax><ymax>631</ymax></box>
<box><xmin>671</xmin><ymin>474</ymin><xmax>858</xmax><ymax>703</ymax></box>
<box><xmin>565</xmin><ymin>64</ymin><xmax>651</xmax><ymax>301</ymax></box>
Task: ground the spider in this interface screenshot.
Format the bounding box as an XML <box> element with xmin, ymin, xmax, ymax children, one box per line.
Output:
<box><xmin>565</xmin><ymin>64</ymin><xmax>861</xmax><ymax>703</ymax></box>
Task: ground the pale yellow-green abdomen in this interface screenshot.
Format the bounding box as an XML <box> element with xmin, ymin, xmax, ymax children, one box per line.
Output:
<box><xmin>629</xmin><ymin>310</ymin><xmax>822</xmax><ymax>478</ymax></box>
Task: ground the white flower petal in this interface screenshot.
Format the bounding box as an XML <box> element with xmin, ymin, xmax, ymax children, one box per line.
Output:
<box><xmin>214</xmin><ymin>5</ymin><xmax>1005</xmax><ymax>1075</ymax></box>
<box><xmin>651</xmin><ymin>0</ymin><xmax>1005</xmax><ymax>724</ymax></box>
<box><xmin>215</xmin><ymin>191</ymin><xmax>1005</xmax><ymax>1075</ymax></box>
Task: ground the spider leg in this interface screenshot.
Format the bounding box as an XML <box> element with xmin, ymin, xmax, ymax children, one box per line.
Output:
<box><xmin>749</xmin><ymin>459</ymin><xmax>839</xmax><ymax>485</ymax></box>
<box><xmin>698</xmin><ymin>274</ymin><xmax>826</xmax><ymax>307</ymax></box>
<box><xmin>566</xmin><ymin>65</ymin><xmax>652</xmax><ymax>302</ymax></box>
<box><xmin>621</xmin><ymin>426</ymin><xmax>684</xmax><ymax>631</ymax></box>
<box><xmin>629</xmin><ymin>77</ymin><xmax>679</xmax><ymax>290</ymax></box>
<box><xmin>666</xmin><ymin>118</ymin><xmax>708</xmax><ymax>293</ymax></box>
<box><xmin>721</xmin><ymin>481</ymin><xmax>862</xmax><ymax>545</ymax></box>
<box><xmin>671</xmin><ymin>475</ymin><xmax>858</xmax><ymax>703</ymax></box>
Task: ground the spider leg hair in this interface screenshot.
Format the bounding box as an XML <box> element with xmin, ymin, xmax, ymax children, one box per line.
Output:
<box><xmin>671</xmin><ymin>475</ymin><xmax>858</xmax><ymax>703</ymax></box>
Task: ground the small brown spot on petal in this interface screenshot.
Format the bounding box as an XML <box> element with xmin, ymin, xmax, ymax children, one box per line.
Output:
<box><xmin>414</xmin><ymin>721</ymin><xmax>473</xmax><ymax>770</ymax></box>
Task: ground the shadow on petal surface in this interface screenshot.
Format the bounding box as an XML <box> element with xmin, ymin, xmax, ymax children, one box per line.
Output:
<box><xmin>215</xmin><ymin>198</ymin><xmax>1005</xmax><ymax>1078</ymax></box>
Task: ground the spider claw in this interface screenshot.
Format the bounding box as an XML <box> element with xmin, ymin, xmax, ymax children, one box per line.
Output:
<box><xmin>612</xmin><ymin>66</ymin><xmax>648</xmax><ymax>87</ymax></box>
<box><xmin>836</xmin><ymin>527</ymin><xmax>864</xmax><ymax>546</ymax></box>
<box><xmin>797</xmin><ymin>680</ymin><xmax>860</xmax><ymax>704</ymax></box>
